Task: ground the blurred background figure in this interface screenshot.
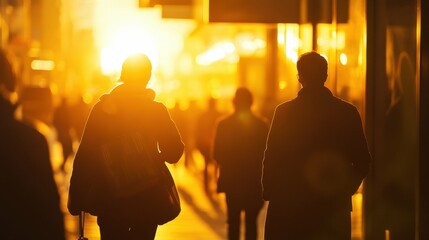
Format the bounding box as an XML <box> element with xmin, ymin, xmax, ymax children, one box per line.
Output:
<box><xmin>182</xmin><ymin>100</ymin><xmax>200</xmax><ymax>170</ymax></box>
<box><xmin>196</xmin><ymin>97</ymin><xmax>223</xmax><ymax>195</ymax></box>
<box><xmin>213</xmin><ymin>87</ymin><xmax>269</xmax><ymax>240</ymax></box>
<box><xmin>53</xmin><ymin>97</ymin><xmax>74</xmax><ymax>173</ymax></box>
<box><xmin>69</xmin><ymin>96</ymin><xmax>91</xmax><ymax>143</ymax></box>
<box><xmin>382</xmin><ymin>52</ymin><xmax>418</xmax><ymax>240</ymax></box>
<box><xmin>0</xmin><ymin>50</ymin><xmax>65</xmax><ymax>240</ymax></box>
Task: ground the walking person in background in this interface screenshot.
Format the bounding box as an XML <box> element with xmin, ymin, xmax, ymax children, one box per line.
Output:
<box><xmin>182</xmin><ymin>100</ymin><xmax>200</xmax><ymax>170</ymax></box>
<box><xmin>69</xmin><ymin>95</ymin><xmax>91</xmax><ymax>142</ymax></box>
<box><xmin>0</xmin><ymin>50</ymin><xmax>65</xmax><ymax>240</ymax></box>
<box><xmin>262</xmin><ymin>51</ymin><xmax>371</xmax><ymax>239</ymax></box>
<box><xmin>68</xmin><ymin>53</ymin><xmax>184</xmax><ymax>239</ymax></box>
<box><xmin>213</xmin><ymin>87</ymin><xmax>269</xmax><ymax>240</ymax></box>
<box><xmin>53</xmin><ymin>97</ymin><xmax>74</xmax><ymax>172</ymax></box>
<box><xmin>196</xmin><ymin>97</ymin><xmax>223</xmax><ymax>194</ymax></box>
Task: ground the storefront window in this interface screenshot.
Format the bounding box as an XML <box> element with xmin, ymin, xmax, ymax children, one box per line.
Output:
<box><xmin>380</xmin><ymin>1</ymin><xmax>419</xmax><ymax>239</ymax></box>
<box><xmin>366</xmin><ymin>0</ymin><xmax>420</xmax><ymax>239</ymax></box>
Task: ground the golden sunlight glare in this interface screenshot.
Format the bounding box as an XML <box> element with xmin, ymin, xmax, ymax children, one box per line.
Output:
<box><xmin>340</xmin><ymin>53</ymin><xmax>348</xmax><ymax>65</ymax></box>
<box><xmin>196</xmin><ymin>41</ymin><xmax>236</xmax><ymax>66</ymax></box>
<box><xmin>31</xmin><ymin>60</ymin><xmax>55</xmax><ymax>71</ymax></box>
<box><xmin>95</xmin><ymin>1</ymin><xmax>160</xmax><ymax>76</ymax></box>
<box><xmin>99</xmin><ymin>28</ymin><xmax>158</xmax><ymax>76</ymax></box>
<box><xmin>285</xmin><ymin>26</ymin><xmax>299</xmax><ymax>63</ymax></box>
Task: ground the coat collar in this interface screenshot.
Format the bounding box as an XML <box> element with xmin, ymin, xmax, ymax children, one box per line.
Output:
<box><xmin>100</xmin><ymin>83</ymin><xmax>154</xmax><ymax>102</ymax></box>
<box><xmin>297</xmin><ymin>86</ymin><xmax>333</xmax><ymax>99</ymax></box>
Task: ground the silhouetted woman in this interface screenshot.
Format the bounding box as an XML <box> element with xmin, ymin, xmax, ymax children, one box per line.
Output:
<box><xmin>68</xmin><ymin>54</ymin><xmax>184</xmax><ymax>239</ymax></box>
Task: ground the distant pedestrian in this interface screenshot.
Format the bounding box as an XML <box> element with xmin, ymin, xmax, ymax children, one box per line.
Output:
<box><xmin>182</xmin><ymin>100</ymin><xmax>200</xmax><ymax>169</ymax></box>
<box><xmin>0</xmin><ymin>51</ymin><xmax>65</xmax><ymax>240</ymax></box>
<box><xmin>53</xmin><ymin>97</ymin><xmax>74</xmax><ymax>172</ymax></box>
<box><xmin>262</xmin><ymin>51</ymin><xmax>371</xmax><ymax>239</ymax></box>
<box><xmin>196</xmin><ymin>97</ymin><xmax>223</xmax><ymax>194</ymax></box>
<box><xmin>213</xmin><ymin>87</ymin><xmax>269</xmax><ymax>240</ymax></box>
<box><xmin>68</xmin><ymin>53</ymin><xmax>184</xmax><ymax>239</ymax></box>
<box><xmin>69</xmin><ymin>96</ymin><xmax>91</xmax><ymax>142</ymax></box>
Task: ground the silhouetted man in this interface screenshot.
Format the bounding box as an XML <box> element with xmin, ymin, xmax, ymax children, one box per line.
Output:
<box><xmin>214</xmin><ymin>88</ymin><xmax>269</xmax><ymax>240</ymax></box>
<box><xmin>262</xmin><ymin>51</ymin><xmax>371</xmax><ymax>239</ymax></box>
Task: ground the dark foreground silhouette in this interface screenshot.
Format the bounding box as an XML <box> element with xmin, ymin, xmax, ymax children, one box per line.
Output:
<box><xmin>0</xmin><ymin>51</ymin><xmax>65</xmax><ymax>240</ymax></box>
<box><xmin>263</xmin><ymin>51</ymin><xmax>372</xmax><ymax>240</ymax></box>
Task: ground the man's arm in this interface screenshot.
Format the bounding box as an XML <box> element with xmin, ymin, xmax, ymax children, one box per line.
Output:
<box><xmin>262</xmin><ymin>107</ymin><xmax>285</xmax><ymax>200</ymax></box>
<box><xmin>349</xmin><ymin>107</ymin><xmax>372</xmax><ymax>194</ymax></box>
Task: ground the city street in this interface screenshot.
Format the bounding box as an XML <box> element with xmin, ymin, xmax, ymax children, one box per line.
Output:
<box><xmin>3</xmin><ymin>0</ymin><xmax>428</xmax><ymax>238</ymax></box>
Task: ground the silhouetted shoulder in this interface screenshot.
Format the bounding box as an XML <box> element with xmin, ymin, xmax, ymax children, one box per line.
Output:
<box><xmin>10</xmin><ymin>119</ymin><xmax>46</xmax><ymax>145</ymax></box>
<box><xmin>94</xmin><ymin>91</ymin><xmax>165</xmax><ymax>116</ymax></box>
<box><xmin>273</xmin><ymin>99</ymin><xmax>299</xmax><ymax>114</ymax></box>
<box><xmin>217</xmin><ymin>114</ymin><xmax>234</xmax><ymax>124</ymax></box>
<box><xmin>331</xmin><ymin>96</ymin><xmax>361</xmax><ymax>115</ymax></box>
<box><xmin>277</xmin><ymin>99</ymin><xmax>297</xmax><ymax>109</ymax></box>
<box><xmin>276</xmin><ymin>93</ymin><xmax>359</xmax><ymax>113</ymax></box>
<box><xmin>0</xmin><ymin>119</ymin><xmax>46</xmax><ymax>163</ymax></box>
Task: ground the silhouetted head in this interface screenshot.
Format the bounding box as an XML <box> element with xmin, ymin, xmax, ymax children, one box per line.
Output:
<box><xmin>297</xmin><ymin>51</ymin><xmax>328</xmax><ymax>87</ymax></box>
<box><xmin>233</xmin><ymin>87</ymin><xmax>253</xmax><ymax>112</ymax></box>
<box><xmin>208</xmin><ymin>97</ymin><xmax>217</xmax><ymax>109</ymax></box>
<box><xmin>146</xmin><ymin>88</ymin><xmax>156</xmax><ymax>100</ymax></box>
<box><xmin>120</xmin><ymin>53</ymin><xmax>152</xmax><ymax>85</ymax></box>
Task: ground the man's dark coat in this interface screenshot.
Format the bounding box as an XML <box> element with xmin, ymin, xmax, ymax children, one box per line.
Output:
<box><xmin>214</xmin><ymin>111</ymin><xmax>268</xmax><ymax>197</ymax></box>
<box><xmin>263</xmin><ymin>86</ymin><xmax>371</xmax><ymax>239</ymax></box>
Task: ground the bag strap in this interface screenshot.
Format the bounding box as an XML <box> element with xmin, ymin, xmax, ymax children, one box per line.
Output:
<box><xmin>78</xmin><ymin>211</ymin><xmax>88</xmax><ymax>240</ymax></box>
